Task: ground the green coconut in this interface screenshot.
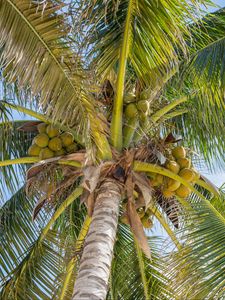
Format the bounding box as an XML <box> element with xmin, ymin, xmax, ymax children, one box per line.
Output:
<box><xmin>162</xmin><ymin>189</ymin><xmax>175</xmax><ymax>198</ymax></box>
<box><xmin>136</xmin><ymin>100</ymin><xmax>149</xmax><ymax>113</ymax></box>
<box><xmin>60</xmin><ymin>132</ymin><xmax>74</xmax><ymax>147</ymax></box>
<box><xmin>139</xmin><ymin>90</ymin><xmax>149</xmax><ymax>100</ymax></box>
<box><xmin>167</xmin><ymin>178</ymin><xmax>181</xmax><ymax>192</ymax></box>
<box><xmin>46</xmin><ymin>124</ymin><xmax>60</xmax><ymax>138</ymax></box>
<box><xmin>175</xmin><ymin>185</ymin><xmax>191</xmax><ymax>198</ymax></box>
<box><xmin>39</xmin><ymin>147</ymin><xmax>54</xmax><ymax>160</ymax></box>
<box><xmin>48</xmin><ymin>137</ymin><xmax>62</xmax><ymax>151</ymax></box>
<box><xmin>177</xmin><ymin>157</ymin><xmax>191</xmax><ymax>169</ymax></box>
<box><xmin>37</xmin><ymin>123</ymin><xmax>47</xmax><ymax>133</ymax></box>
<box><xmin>141</xmin><ymin>216</ymin><xmax>153</xmax><ymax>228</ymax></box>
<box><xmin>179</xmin><ymin>168</ymin><xmax>195</xmax><ymax>182</ymax></box>
<box><xmin>120</xmin><ymin>215</ymin><xmax>129</xmax><ymax>225</ymax></box>
<box><xmin>124</xmin><ymin>103</ymin><xmax>138</xmax><ymax>119</ymax></box>
<box><xmin>124</xmin><ymin>92</ymin><xmax>136</xmax><ymax>104</ymax></box>
<box><xmin>55</xmin><ymin>149</ymin><xmax>66</xmax><ymax>156</ymax></box>
<box><xmin>137</xmin><ymin>208</ymin><xmax>145</xmax><ymax>219</ymax></box>
<box><xmin>172</xmin><ymin>146</ymin><xmax>186</xmax><ymax>159</ymax></box>
<box><xmin>191</xmin><ymin>168</ymin><xmax>200</xmax><ymax>181</ymax></box>
<box><xmin>66</xmin><ymin>143</ymin><xmax>78</xmax><ymax>153</ymax></box>
<box><xmin>155</xmin><ymin>174</ymin><xmax>164</xmax><ymax>185</ymax></box>
<box><xmin>165</xmin><ymin>160</ymin><xmax>180</xmax><ymax>174</ymax></box>
<box><xmin>28</xmin><ymin>144</ymin><xmax>41</xmax><ymax>156</ymax></box>
<box><xmin>34</xmin><ymin>133</ymin><xmax>49</xmax><ymax>148</ymax></box>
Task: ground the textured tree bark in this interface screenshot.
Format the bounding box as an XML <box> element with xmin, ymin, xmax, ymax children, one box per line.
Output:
<box><xmin>72</xmin><ymin>178</ymin><xmax>122</xmax><ymax>300</ymax></box>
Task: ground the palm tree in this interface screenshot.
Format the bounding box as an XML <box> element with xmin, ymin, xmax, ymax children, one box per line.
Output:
<box><xmin>0</xmin><ymin>0</ymin><xmax>225</xmax><ymax>299</ymax></box>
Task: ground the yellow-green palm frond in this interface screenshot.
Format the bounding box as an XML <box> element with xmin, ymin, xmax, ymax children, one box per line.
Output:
<box><xmin>76</xmin><ymin>0</ymin><xmax>212</xmax><ymax>85</ymax></box>
<box><xmin>0</xmin><ymin>0</ymin><xmax>110</xmax><ymax>157</ymax></box>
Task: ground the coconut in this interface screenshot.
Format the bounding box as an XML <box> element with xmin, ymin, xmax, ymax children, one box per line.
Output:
<box><xmin>48</xmin><ymin>137</ymin><xmax>62</xmax><ymax>151</ymax></box>
<box><xmin>39</xmin><ymin>147</ymin><xmax>54</xmax><ymax>160</ymax></box>
<box><xmin>28</xmin><ymin>144</ymin><xmax>41</xmax><ymax>156</ymax></box>
<box><xmin>155</xmin><ymin>174</ymin><xmax>164</xmax><ymax>185</ymax></box>
<box><xmin>124</xmin><ymin>103</ymin><xmax>138</xmax><ymax>119</ymax></box>
<box><xmin>167</xmin><ymin>179</ymin><xmax>181</xmax><ymax>191</ymax></box>
<box><xmin>124</xmin><ymin>92</ymin><xmax>136</xmax><ymax>104</ymax></box>
<box><xmin>37</xmin><ymin>122</ymin><xmax>47</xmax><ymax>133</ymax></box>
<box><xmin>34</xmin><ymin>133</ymin><xmax>49</xmax><ymax>148</ymax></box>
<box><xmin>177</xmin><ymin>157</ymin><xmax>191</xmax><ymax>169</ymax></box>
<box><xmin>55</xmin><ymin>149</ymin><xmax>66</xmax><ymax>156</ymax></box>
<box><xmin>46</xmin><ymin>124</ymin><xmax>60</xmax><ymax>138</ymax></box>
<box><xmin>165</xmin><ymin>160</ymin><xmax>180</xmax><ymax>174</ymax></box>
<box><xmin>136</xmin><ymin>100</ymin><xmax>149</xmax><ymax>113</ymax></box>
<box><xmin>120</xmin><ymin>215</ymin><xmax>129</xmax><ymax>225</ymax></box>
<box><xmin>139</xmin><ymin>90</ymin><xmax>149</xmax><ymax>100</ymax></box>
<box><xmin>175</xmin><ymin>185</ymin><xmax>191</xmax><ymax>198</ymax></box>
<box><xmin>141</xmin><ymin>216</ymin><xmax>153</xmax><ymax>228</ymax></box>
<box><xmin>162</xmin><ymin>189</ymin><xmax>175</xmax><ymax>198</ymax></box>
<box><xmin>137</xmin><ymin>208</ymin><xmax>145</xmax><ymax>219</ymax></box>
<box><xmin>139</xmin><ymin>111</ymin><xmax>148</xmax><ymax>122</ymax></box>
<box><xmin>191</xmin><ymin>168</ymin><xmax>200</xmax><ymax>181</ymax></box>
<box><xmin>150</xmin><ymin>179</ymin><xmax>159</xmax><ymax>187</ymax></box>
<box><xmin>60</xmin><ymin>132</ymin><xmax>74</xmax><ymax>147</ymax></box>
<box><xmin>172</xmin><ymin>146</ymin><xmax>186</xmax><ymax>159</ymax></box>
<box><xmin>179</xmin><ymin>168</ymin><xmax>195</xmax><ymax>182</ymax></box>
<box><xmin>66</xmin><ymin>143</ymin><xmax>78</xmax><ymax>153</ymax></box>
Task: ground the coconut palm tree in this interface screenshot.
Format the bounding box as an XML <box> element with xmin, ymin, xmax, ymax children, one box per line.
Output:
<box><xmin>0</xmin><ymin>0</ymin><xmax>225</xmax><ymax>299</ymax></box>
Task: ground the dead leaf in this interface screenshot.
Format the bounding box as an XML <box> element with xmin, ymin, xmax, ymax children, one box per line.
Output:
<box><xmin>132</xmin><ymin>172</ymin><xmax>153</xmax><ymax>210</ymax></box>
<box><xmin>87</xmin><ymin>192</ymin><xmax>95</xmax><ymax>217</ymax></box>
<box><xmin>17</xmin><ymin>121</ymin><xmax>41</xmax><ymax>132</ymax></box>
<box><xmin>125</xmin><ymin>173</ymin><xmax>134</xmax><ymax>201</ymax></box>
<box><xmin>82</xmin><ymin>166</ymin><xmax>101</xmax><ymax>193</ymax></box>
<box><xmin>127</xmin><ymin>200</ymin><xmax>151</xmax><ymax>259</ymax></box>
<box><xmin>164</xmin><ymin>133</ymin><xmax>182</xmax><ymax>144</ymax></box>
<box><xmin>32</xmin><ymin>196</ymin><xmax>46</xmax><ymax>221</ymax></box>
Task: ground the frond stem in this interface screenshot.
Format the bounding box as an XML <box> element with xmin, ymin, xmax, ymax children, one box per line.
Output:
<box><xmin>3</xmin><ymin>102</ymin><xmax>83</xmax><ymax>144</ymax></box>
<box><xmin>154</xmin><ymin>209</ymin><xmax>182</xmax><ymax>250</ymax></box>
<box><xmin>111</xmin><ymin>0</ymin><xmax>134</xmax><ymax>151</ymax></box>
<box><xmin>151</xmin><ymin>96</ymin><xmax>187</xmax><ymax>123</ymax></box>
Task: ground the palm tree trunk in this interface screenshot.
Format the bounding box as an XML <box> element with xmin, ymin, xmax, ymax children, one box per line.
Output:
<box><xmin>72</xmin><ymin>178</ymin><xmax>121</xmax><ymax>300</ymax></box>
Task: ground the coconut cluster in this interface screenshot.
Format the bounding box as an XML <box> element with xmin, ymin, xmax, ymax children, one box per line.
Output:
<box><xmin>150</xmin><ymin>146</ymin><xmax>200</xmax><ymax>199</ymax></box>
<box><xmin>124</xmin><ymin>92</ymin><xmax>151</xmax><ymax>127</ymax></box>
<box><xmin>28</xmin><ymin>123</ymin><xmax>78</xmax><ymax>159</ymax></box>
<box><xmin>120</xmin><ymin>204</ymin><xmax>153</xmax><ymax>228</ymax></box>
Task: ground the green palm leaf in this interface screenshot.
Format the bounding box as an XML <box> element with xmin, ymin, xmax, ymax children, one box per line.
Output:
<box><xmin>166</xmin><ymin>192</ymin><xmax>225</xmax><ymax>299</ymax></box>
<box><xmin>0</xmin><ymin>0</ymin><xmax>111</xmax><ymax>157</ymax></box>
<box><xmin>109</xmin><ymin>224</ymin><xmax>173</xmax><ymax>300</ymax></box>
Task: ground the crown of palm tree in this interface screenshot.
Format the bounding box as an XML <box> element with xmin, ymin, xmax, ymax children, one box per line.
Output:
<box><xmin>0</xmin><ymin>0</ymin><xmax>225</xmax><ymax>299</ymax></box>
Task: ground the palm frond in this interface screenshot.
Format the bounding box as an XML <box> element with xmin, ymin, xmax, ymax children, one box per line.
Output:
<box><xmin>108</xmin><ymin>224</ymin><xmax>173</xmax><ymax>300</ymax></box>
<box><xmin>158</xmin><ymin>88</ymin><xmax>225</xmax><ymax>172</ymax></box>
<box><xmin>0</xmin><ymin>187</ymin><xmax>85</xmax><ymax>299</ymax></box>
<box><xmin>78</xmin><ymin>0</ymin><xmax>212</xmax><ymax>85</ymax></box>
<box><xmin>0</xmin><ymin>120</ymin><xmax>35</xmax><ymax>201</ymax></box>
<box><xmin>0</xmin><ymin>0</ymin><xmax>110</xmax><ymax>157</ymax></box>
<box><xmin>0</xmin><ymin>187</ymin><xmax>48</xmax><ymax>284</ymax></box>
<box><xmin>186</xmin><ymin>7</ymin><xmax>225</xmax><ymax>99</ymax></box>
<box><xmin>166</xmin><ymin>192</ymin><xmax>225</xmax><ymax>299</ymax></box>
